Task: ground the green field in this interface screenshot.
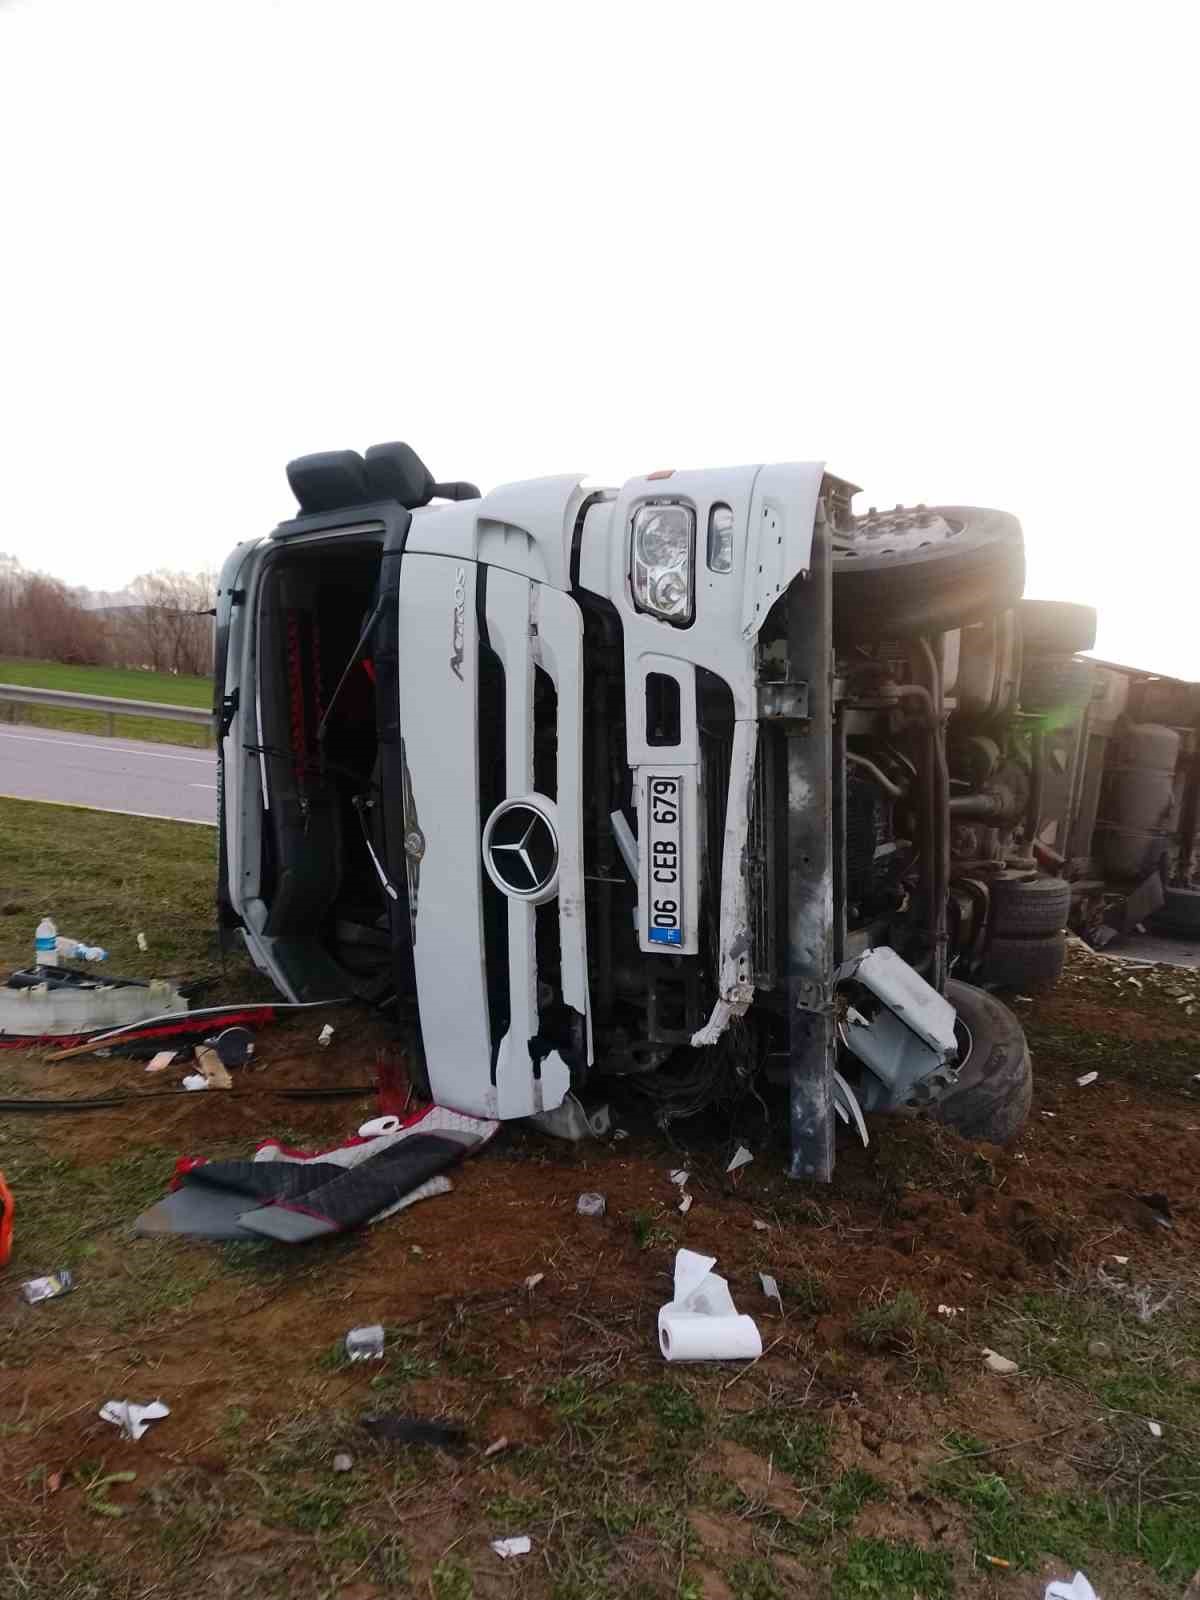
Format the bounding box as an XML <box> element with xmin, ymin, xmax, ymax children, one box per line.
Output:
<box><xmin>0</xmin><ymin>657</ymin><xmax>212</xmax><ymax>747</ymax></box>
<box><xmin>0</xmin><ymin>656</ymin><xmax>211</xmax><ymax>707</ymax></box>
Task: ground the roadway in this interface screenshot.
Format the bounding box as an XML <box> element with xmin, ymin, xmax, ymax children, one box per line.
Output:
<box><xmin>0</xmin><ymin>724</ymin><xmax>218</xmax><ymax>825</ymax></box>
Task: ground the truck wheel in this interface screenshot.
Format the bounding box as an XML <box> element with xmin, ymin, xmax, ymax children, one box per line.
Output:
<box><xmin>1018</xmin><ymin>598</ymin><xmax>1098</xmax><ymax>656</ymax></box>
<box><xmin>1149</xmin><ymin>886</ymin><xmax>1200</xmax><ymax>935</ymax></box>
<box><xmin>979</xmin><ymin>930</ymin><xmax>1067</xmax><ymax>991</ymax></box>
<box><xmin>832</xmin><ymin>505</ymin><xmax>1024</xmax><ymax>644</ymax></box>
<box><xmin>990</xmin><ymin>875</ymin><xmax>1071</xmax><ymax>938</ymax></box>
<box><xmin>927</xmin><ymin>980</ymin><xmax>1032</xmax><ymax>1145</ymax></box>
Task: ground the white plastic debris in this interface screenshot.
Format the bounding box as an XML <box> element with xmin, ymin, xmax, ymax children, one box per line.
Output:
<box><xmin>317</xmin><ymin>1023</ymin><xmax>335</xmax><ymax>1047</ymax></box>
<box><xmin>751</xmin><ymin>1219</ymin><xmax>770</xmax><ymax>1232</ymax></box>
<box><xmin>982</xmin><ymin>1348</ymin><xmax>1019</xmax><ymax>1375</ymax></box>
<box><xmin>669</xmin><ymin>1169</ymin><xmax>689</xmax><ymax>1187</ymax></box>
<box><xmin>524</xmin><ymin>1273</ymin><xmax>544</xmax><ymax>1291</ymax></box>
<box><xmin>483</xmin><ymin>1436</ymin><xmax>509</xmax><ymax>1458</ymax></box>
<box><xmin>1113</xmin><ymin>1255</ymin><xmax>1129</xmax><ymax>1265</ymax></box>
<box><xmin>99</xmin><ymin>1399</ymin><xmax>169</xmax><ymax>1441</ymax></box>
<box><xmin>359</xmin><ymin>1115</ymin><xmax>402</xmax><ymax>1137</ymax></box>
<box><xmin>726</xmin><ymin>1146</ymin><xmax>753</xmax><ymax>1174</ymax></box>
<box><xmin>136</xmin><ymin>932</ymin><xmax>148</xmax><ymax>953</ymax></box>
<box><xmin>1076</xmin><ymin>1072</ymin><xmax>1098</xmax><ymax>1087</ymax></box>
<box><xmin>181</xmin><ymin>1073</ymin><xmax>208</xmax><ymax>1091</ymax></box>
<box><xmin>491</xmin><ymin>1536</ymin><xmax>532</xmax><ymax>1559</ymax></box>
<box><xmin>678</xmin><ymin>1193</ymin><xmax>693</xmax><ymax>1215</ymax></box>
<box><xmin>1148</xmin><ymin>1420</ymin><xmax>1163</xmax><ymax>1438</ymax></box>
<box><xmin>1045</xmin><ymin>1573</ymin><xmax>1099</xmax><ymax>1600</ymax></box>
<box><xmin>145</xmin><ymin>1051</ymin><xmax>177</xmax><ymax>1073</ymax></box>
<box><xmin>332</xmin><ymin>1452</ymin><xmax>354</xmax><ymax>1472</ymax></box>
<box><xmin>611</xmin><ymin>1128</ymin><xmax>629</xmax><ymax>1141</ymax></box>
<box><xmin>937</xmin><ymin>1305</ymin><xmax>964</xmax><ymax>1319</ymax></box>
<box><xmin>760</xmin><ymin>1273</ymin><xmax>782</xmax><ymax>1306</ymax></box>
<box><xmin>344</xmin><ymin>1325</ymin><xmax>385</xmax><ymax>1362</ymax></box>
<box><xmin>576</xmin><ymin>1192</ymin><xmax>606</xmax><ymax>1217</ymax></box>
<box><xmin>658</xmin><ymin>1249</ymin><xmax>762</xmax><ymax>1362</ymax></box>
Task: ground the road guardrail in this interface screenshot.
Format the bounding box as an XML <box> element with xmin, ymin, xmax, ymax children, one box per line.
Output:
<box><xmin>0</xmin><ymin>683</ymin><xmax>213</xmax><ymax>742</ymax></box>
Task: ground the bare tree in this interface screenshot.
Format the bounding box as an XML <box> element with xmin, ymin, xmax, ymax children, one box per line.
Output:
<box><xmin>0</xmin><ymin>554</ymin><xmax>108</xmax><ymax>663</ymax></box>
<box><xmin>126</xmin><ymin>570</ymin><xmax>216</xmax><ymax>675</ymax></box>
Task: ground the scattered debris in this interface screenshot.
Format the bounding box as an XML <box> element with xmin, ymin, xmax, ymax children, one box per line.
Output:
<box><xmin>658</xmin><ymin>1248</ymin><xmax>763</xmax><ymax>1362</ymax></box>
<box><xmin>99</xmin><ymin>1399</ymin><xmax>169</xmax><ymax>1441</ymax></box>
<box><xmin>984</xmin><ymin>1556</ymin><xmax>1011</xmax><ymax>1570</ymax></box>
<box><xmin>726</xmin><ymin>1146</ymin><xmax>753</xmax><ymax>1174</ymax></box>
<box><xmin>1087</xmin><ymin>1339</ymin><xmax>1112</xmax><ymax>1360</ymax></box>
<box><xmin>1097</xmin><ymin>1268</ymin><xmax>1172</xmax><ymax>1323</ymax></box>
<box><xmin>760</xmin><ymin>1273</ymin><xmax>782</xmax><ymax>1306</ymax></box>
<box><xmin>193</xmin><ymin>1046</ymin><xmax>233</xmax><ymax>1090</ymax></box>
<box><xmin>1148</xmin><ymin>1421</ymin><xmax>1163</xmax><ymax>1438</ymax></box>
<box><xmin>345</xmin><ymin>1325</ymin><xmax>385</xmax><ymax>1362</ymax></box>
<box><xmin>144</xmin><ymin>1051</ymin><xmax>177</xmax><ymax>1073</ymax></box>
<box><xmin>523</xmin><ymin>1273</ymin><xmax>544</xmax><ymax>1291</ymax></box>
<box><xmin>576</xmin><ymin>1192</ymin><xmax>606</xmax><ymax>1217</ymax></box>
<box><xmin>669</xmin><ymin>1169</ymin><xmax>689</xmax><ymax>1187</ymax></box>
<box><xmin>611</xmin><ymin>1128</ymin><xmax>629</xmax><ymax>1141</ymax></box>
<box><xmin>181</xmin><ymin>1074</ymin><xmax>208</xmax><ymax>1091</ymax></box>
<box><xmin>530</xmin><ymin>1092</ymin><xmax>611</xmax><ymax>1142</ymax></box>
<box><xmin>136</xmin><ymin>932</ymin><xmax>148</xmax><ymax>952</ymax></box>
<box><xmin>1045</xmin><ymin>1573</ymin><xmax>1099</xmax><ymax>1600</ymax></box>
<box><xmin>317</xmin><ymin>1023</ymin><xmax>335</xmax><ymax>1047</ymax></box>
<box><xmin>1076</xmin><ymin>1072</ymin><xmax>1098</xmax><ymax>1087</ymax></box>
<box><xmin>332</xmin><ymin>1452</ymin><xmax>354</xmax><ymax>1472</ymax></box>
<box><xmin>209</xmin><ymin>1025</ymin><xmax>255</xmax><ymax>1067</ymax></box>
<box><xmin>678</xmin><ymin>1193</ymin><xmax>693</xmax><ymax>1215</ymax></box>
<box><xmin>359</xmin><ymin>1413</ymin><xmax>468</xmax><ymax>1449</ymax></box>
<box><xmin>483</xmin><ymin>1436</ymin><xmax>510</xmax><ymax>1458</ymax></box>
<box><xmin>359</xmin><ymin>1115</ymin><xmax>402</xmax><ymax>1138</ymax></box>
<box><xmin>491</xmin><ymin>1536</ymin><xmax>532</xmax><ymax>1559</ymax></box>
<box><xmin>937</xmin><ymin>1305</ymin><xmax>964</xmax><ymax>1319</ymax></box>
<box><xmin>21</xmin><ymin>1269</ymin><xmax>74</xmax><ymax>1304</ymax></box>
<box><xmin>982</xmin><ymin>1348</ymin><xmax>1019</xmax><ymax>1375</ymax></box>
<box><xmin>1135</xmin><ymin>1192</ymin><xmax>1173</xmax><ymax>1227</ymax></box>
<box><xmin>1113</xmin><ymin>1255</ymin><xmax>1129</xmax><ymax>1265</ymax></box>
<box><xmin>751</xmin><ymin>1219</ymin><xmax>770</xmax><ymax>1232</ymax></box>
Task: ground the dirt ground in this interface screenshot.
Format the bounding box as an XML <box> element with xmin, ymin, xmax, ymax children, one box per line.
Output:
<box><xmin>2</xmin><ymin>941</ymin><xmax>1199</xmax><ymax>1600</ymax></box>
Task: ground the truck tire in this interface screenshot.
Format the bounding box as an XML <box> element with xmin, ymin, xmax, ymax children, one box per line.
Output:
<box><xmin>1020</xmin><ymin>657</ymin><xmax>1096</xmax><ymax>715</ymax></box>
<box><xmin>833</xmin><ymin>505</ymin><xmax>1024</xmax><ymax>644</ymax></box>
<box><xmin>1149</xmin><ymin>886</ymin><xmax>1200</xmax><ymax>935</ymax></box>
<box><xmin>928</xmin><ymin>980</ymin><xmax>1032</xmax><ymax>1145</ymax></box>
<box><xmin>979</xmin><ymin>930</ymin><xmax>1067</xmax><ymax>991</ymax></box>
<box><xmin>1018</xmin><ymin>599</ymin><xmax>1097</xmax><ymax>656</ymax></box>
<box><xmin>990</xmin><ymin>875</ymin><xmax>1071</xmax><ymax>937</ymax></box>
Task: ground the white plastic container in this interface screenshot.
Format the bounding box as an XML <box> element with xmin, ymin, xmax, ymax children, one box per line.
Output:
<box><xmin>35</xmin><ymin>917</ymin><xmax>58</xmax><ymax>967</ymax></box>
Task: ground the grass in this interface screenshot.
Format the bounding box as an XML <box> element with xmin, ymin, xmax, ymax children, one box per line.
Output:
<box><xmin>832</xmin><ymin>1537</ymin><xmax>952</xmax><ymax>1599</ymax></box>
<box><xmin>0</xmin><ymin>658</ymin><xmax>212</xmax><ymax>746</ymax></box>
<box><xmin>0</xmin><ymin>795</ymin><xmax>220</xmax><ymax>978</ymax></box>
<box><xmin>0</xmin><ymin>657</ymin><xmax>211</xmax><ymax>707</ymax></box>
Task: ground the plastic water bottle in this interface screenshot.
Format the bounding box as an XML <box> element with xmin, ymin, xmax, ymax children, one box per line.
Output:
<box><xmin>35</xmin><ymin>917</ymin><xmax>58</xmax><ymax>967</ymax></box>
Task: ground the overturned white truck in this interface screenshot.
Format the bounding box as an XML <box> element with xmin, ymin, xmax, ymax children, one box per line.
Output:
<box><xmin>215</xmin><ymin>444</ymin><xmax>1078</xmax><ymax>1179</ymax></box>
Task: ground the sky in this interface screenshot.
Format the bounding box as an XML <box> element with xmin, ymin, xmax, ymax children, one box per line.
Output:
<box><xmin>1</xmin><ymin>0</ymin><xmax>1196</xmax><ymax>677</ymax></box>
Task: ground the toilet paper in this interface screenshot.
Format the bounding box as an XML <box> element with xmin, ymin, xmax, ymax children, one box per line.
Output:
<box><xmin>658</xmin><ymin>1248</ymin><xmax>763</xmax><ymax>1362</ymax></box>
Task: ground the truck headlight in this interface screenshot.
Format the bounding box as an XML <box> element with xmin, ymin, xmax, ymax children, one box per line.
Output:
<box><xmin>630</xmin><ymin>502</ymin><xmax>694</xmax><ymax>623</ymax></box>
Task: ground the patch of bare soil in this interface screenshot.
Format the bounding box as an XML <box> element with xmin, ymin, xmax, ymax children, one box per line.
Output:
<box><xmin>1</xmin><ymin>946</ymin><xmax>1198</xmax><ymax>1597</ymax></box>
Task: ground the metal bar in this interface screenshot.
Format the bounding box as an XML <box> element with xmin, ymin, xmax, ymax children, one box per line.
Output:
<box><xmin>0</xmin><ymin>684</ymin><xmax>211</xmax><ymax>727</ymax></box>
<box><xmin>785</xmin><ymin>504</ymin><xmax>836</xmax><ymax>1183</ymax></box>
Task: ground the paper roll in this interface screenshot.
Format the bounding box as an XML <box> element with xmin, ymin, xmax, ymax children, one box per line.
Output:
<box><xmin>658</xmin><ymin>1306</ymin><xmax>763</xmax><ymax>1362</ymax></box>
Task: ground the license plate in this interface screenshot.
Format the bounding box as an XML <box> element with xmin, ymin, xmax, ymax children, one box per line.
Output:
<box><xmin>646</xmin><ymin>774</ymin><xmax>683</xmax><ymax>946</ymax></box>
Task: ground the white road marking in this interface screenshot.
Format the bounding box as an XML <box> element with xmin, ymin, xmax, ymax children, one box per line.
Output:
<box><xmin>0</xmin><ymin>728</ymin><xmax>214</xmax><ymax>765</ymax></box>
